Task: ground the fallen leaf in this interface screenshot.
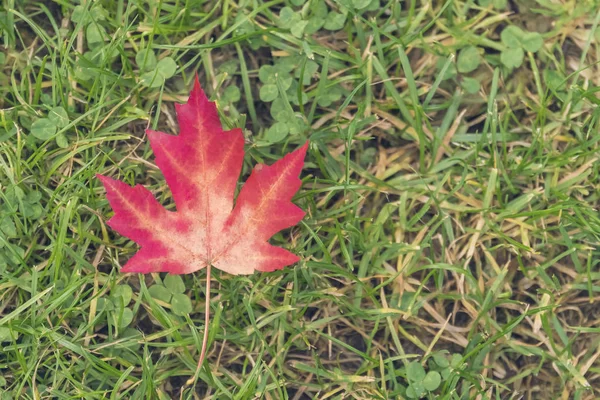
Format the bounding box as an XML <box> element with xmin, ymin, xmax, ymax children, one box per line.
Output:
<box><xmin>98</xmin><ymin>77</ymin><xmax>307</xmax><ymax>275</ymax></box>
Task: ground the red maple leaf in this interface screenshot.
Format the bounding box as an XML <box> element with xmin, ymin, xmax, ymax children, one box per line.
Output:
<box><xmin>98</xmin><ymin>78</ymin><xmax>307</xmax><ymax>381</ymax></box>
<box><xmin>97</xmin><ymin>78</ymin><xmax>307</xmax><ymax>275</ymax></box>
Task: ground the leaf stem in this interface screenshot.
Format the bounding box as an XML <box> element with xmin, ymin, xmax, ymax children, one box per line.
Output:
<box><xmin>185</xmin><ymin>263</ymin><xmax>212</xmax><ymax>387</ymax></box>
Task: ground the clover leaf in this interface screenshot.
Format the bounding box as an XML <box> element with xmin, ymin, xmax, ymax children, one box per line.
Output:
<box><xmin>461</xmin><ymin>76</ymin><xmax>480</xmax><ymax>94</ymax></box>
<box><xmin>260</xmin><ymin>84</ymin><xmax>279</xmax><ymax>102</ymax></box>
<box><xmin>48</xmin><ymin>107</ymin><xmax>69</xmax><ymax>128</ymax></box>
<box><xmin>55</xmin><ymin>134</ymin><xmax>69</xmax><ymax>148</ymax></box>
<box><xmin>30</xmin><ymin>118</ymin><xmax>56</xmax><ymax>140</ymax></box>
<box><xmin>266</xmin><ymin>122</ymin><xmax>289</xmax><ymax>143</ymax></box>
<box><xmin>422</xmin><ymin>371</ymin><xmax>442</xmax><ymax>391</ymax></box>
<box><xmin>352</xmin><ymin>0</ymin><xmax>372</xmax><ymax>9</ymax></box>
<box><xmin>521</xmin><ymin>31</ymin><xmax>544</xmax><ymax>52</ymax></box>
<box><xmin>0</xmin><ymin>327</ymin><xmax>16</xmax><ymax>342</ymax></box>
<box><xmin>111</xmin><ymin>284</ymin><xmax>133</xmax><ymax>307</ymax></box>
<box><xmin>148</xmin><ymin>284</ymin><xmax>172</xmax><ymax>303</ymax></box>
<box><xmin>222</xmin><ymin>85</ymin><xmax>241</xmax><ymax>103</ymax></box>
<box><xmin>436</xmin><ymin>57</ymin><xmax>457</xmax><ymax>81</ymax></box>
<box><xmin>501</xmin><ymin>26</ymin><xmax>523</xmax><ymax>49</ymax></box>
<box><xmin>0</xmin><ymin>217</ymin><xmax>16</xmax><ymax>238</ymax></box>
<box><xmin>164</xmin><ymin>274</ymin><xmax>186</xmax><ymax>295</ymax></box>
<box><xmin>500</xmin><ymin>26</ymin><xmax>544</xmax><ymax>69</ymax></box>
<box><xmin>136</xmin><ymin>49</ymin><xmax>157</xmax><ymax>71</ymax></box>
<box><xmin>279</xmin><ymin>7</ymin><xmax>297</xmax><ymax>27</ymax></box>
<box><xmin>432</xmin><ymin>351</ymin><xmax>450</xmax><ymax>368</ymax></box>
<box><xmin>97</xmin><ymin>285</ymin><xmax>135</xmax><ymax>330</ymax></box>
<box><xmin>148</xmin><ymin>275</ymin><xmax>192</xmax><ymax>316</ymax></box>
<box><xmin>171</xmin><ymin>293</ymin><xmax>193</xmax><ymax>316</ymax></box>
<box><xmin>317</xmin><ymin>86</ymin><xmax>343</xmax><ymax>107</ymax></box>
<box><xmin>141</xmin><ymin>57</ymin><xmax>177</xmax><ymax>88</ymax></box>
<box><xmin>86</xmin><ymin>24</ymin><xmax>105</xmax><ymax>48</ymax></box>
<box><xmin>295</xmin><ymin>60</ymin><xmax>318</xmax><ymax>85</ymax></box>
<box><xmin>407</xmin><ymin>361</ymin><xmax>426</xmax><ymax>381</ymax></box>
<box><xmin>457</xmin><ymin>46</ymin><xmax>480</xmax><ymax>73</ymax></box>
<box><xmin>324</xmin><ymin>12</ymin><xmax>346</xmax><ymax>30</ymax></box>
<box><xmin>501</xmin><ymin>47</ymin><xmax>524</xmax><ymax>69</ymax></box>
<box><xmin>30</xmin><ymin>106</ymin><xmax>70</xmax><ymax>147</ymax></box>
<box><xmin>404</xmin><ymin>359</ymin><xmax>445</xmax><ymax>398</ymax></box>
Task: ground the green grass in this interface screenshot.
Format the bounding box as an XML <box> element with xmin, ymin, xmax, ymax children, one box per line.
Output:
<box><xmin>1</xmin><ymin>0</ymin><xmax>600</xmax><ymax>399</ymax></box>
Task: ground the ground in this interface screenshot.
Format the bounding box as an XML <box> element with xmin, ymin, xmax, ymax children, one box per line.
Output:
<box><xmin>1</xmin><ymin>0</ymin><xmax>600</xmax><ymax>399</ymax></box>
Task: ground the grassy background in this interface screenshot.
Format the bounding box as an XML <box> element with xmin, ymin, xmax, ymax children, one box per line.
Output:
<box><xmin>1</xmin><ymin>0</ymin><xmax>600</xmax><ymax>399</ymax></box>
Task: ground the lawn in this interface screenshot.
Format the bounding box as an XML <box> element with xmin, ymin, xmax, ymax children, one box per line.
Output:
<box><xmin>1</xmin><ymin>0</ymin><xmax>600</xmax><ymax>399</ymax></box>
